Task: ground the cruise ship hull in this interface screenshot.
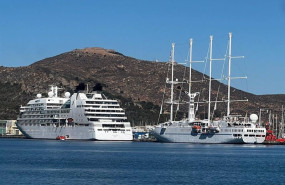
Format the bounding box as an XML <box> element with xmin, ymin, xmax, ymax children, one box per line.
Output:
<box><xmin>152</xmin><ymin>126</ymin><xmax>265</xmax><ymax>144</ymax></box>
<box><xmin>17</xmin><ymin>124</ymin><xmax>133</xmax><ymax>141</ymax></box>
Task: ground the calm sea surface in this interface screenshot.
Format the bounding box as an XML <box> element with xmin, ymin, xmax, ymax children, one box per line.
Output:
<box><xmin>0</xmin><ymin>139</ymin><xmax>284</xmax><ymax>185</ymax></box>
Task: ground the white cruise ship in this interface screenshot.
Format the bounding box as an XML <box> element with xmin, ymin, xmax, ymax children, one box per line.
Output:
<box><xmin>152</xmin><ymin>33</ymin><xmax>266</xmax><ymax>144</ymax></box>
<box><xmin>153</xmin><ymin>115</ymin><xmax>266</xmax><ymax>144</ymax></box>
<box><xmin>16</xmin><ymin>86</ymin><xmax>133</xmax><ymax>140</ymax></box>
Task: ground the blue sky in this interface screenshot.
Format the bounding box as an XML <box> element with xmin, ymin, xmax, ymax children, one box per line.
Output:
<box><xmin>0</xmin><ymin>0</ymin><xmax>284</xmax><ymax>95</ymax></box>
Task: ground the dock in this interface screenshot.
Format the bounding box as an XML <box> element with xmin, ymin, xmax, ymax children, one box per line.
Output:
<box><xmin>0</xmin><ymin>134</ymin><xmax>26</xmax><ymax>139</ymax></box>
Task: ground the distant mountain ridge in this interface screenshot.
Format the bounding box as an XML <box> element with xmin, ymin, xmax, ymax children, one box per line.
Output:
<box><xmin>0</xmin><ymin>47</ymin><xmax>284</xmax><ymax>125</ymax></box>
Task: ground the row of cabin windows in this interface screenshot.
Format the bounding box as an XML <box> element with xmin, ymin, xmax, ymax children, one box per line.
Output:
<box><xmin>85</xmin><ymin>109</ymin><xmax>124</xmax><ymax>113</ymax></box>
<box><xmin>19</xmin><ymin>119</ymin><xmax>52</xmax><ymax>123</ymax></box>
<box><xmin>20</xmin><ymin>111</ymin><xmax>43</xmax><ymax>115</ymax></box>
<box><xmin>233</xmin><ymin>134</ymin><xmax>242</xmax><ymax>137</ymax></box>
<box><xmin>84</xmin><ymin>105</ymin><xmax>119</xmax><ymax>108</ymax></box>
<box><xmin>22</xmin><ymin>109</ymin><xmax>69</xmax><ymax>115</ymax></box>
<box><xmin>46</xmin><ymin>110</ymin><xmax>60</xmax><ymax>114</ymax></box>
<box><xmin>27</xmin><ymin>108</ymin><xmax>44</xmax><ymax>111</ymax></box>
<box><xmin>233</xmin><ymin>134</ymin><xmax>265</xmax><ymax>137</ymax></box>
<box><xmin>102</xmin><ymin>124</ymin><xmax>125</xmax><ymax>128</ymax></box>
<box><xmin>243</xmin><ymin>134</ymin><xmax>265</xmax><ymax>137</ymax></box>
<box><xmin>85</xmin><ymin>114</ymin><xmax>126</xmax><ymax>117</ymax></box>
<box><xmin>247</xmin><ymin>129</ymin><xmax>265</xmax><ymax>133</ymax></box>
<box><xmin>30</xmin><ymin>103</ymin><xmax>44</xmax><ymax>107</ymax></box>
<box><xmin>21</xmin><ymin>114</ymin><xmax>68</xmax><ymax>119</ymax></box>
<box><xmin>98</xmin><ymin>129</ymin><xmax>125</xmax><ymax>131</ymax></box>
<box><xmin>21</xmin><ymin>115</ymin><xmax>56</xmax><ymax>118</ymax></box>
<box><xmin>20</xmin><ymin>110</ymin><xmax>70</xmax><ymax>118</ymax></box>
<box><xmin>46</xmin><ymin>103</ymin><xmax>63</xmax><ymax>106</ymax></box>
<box><xmin>28</xmin><ymin>104</ymin><xmax>61</xmax><ymax>108</ymax></box>
<box><xmin>89</xmin><ymin>118</ymin><xmax>127</xmax><ymax>122</ymax></box>
<box><xmin>47</xmin><ymin>107</ymin><xmax>62</xmax><ymax>110</ymax></box>
<box><xmin>84</xmin><ymin>105</ymin><xmax>100</xmax><ymax>108</ymax></box>
<box><xmin>232</xmin><ymin>123</ymin><xmax>252</xmax><ymax>127</ymax></box>
<box><xmin>85</xmin><ymin>101</ymin><xmax>118</xmax><ymax>105</ymax></box>
<box><xmin>222</xmin><ymin>129</ymin><xmax>265</xmax><ymax>133</ymax></box>
<box><xmin>20</xmin><ymin>117</ymin><xmax>126</xmax><ymax>123</ymax></box>
<box><xmin>77</xmin><ymin>105</ymin><xmax>120</xmax><ymax>108</ymax></box>
<box><xmin>97</xmin><ymin>129</ymin><xmax>131</xmax><ymax>132</ymax></box>
<box><xmin>221</xmin><ymin>129</ymin><xmax>244</xmax><ymax>132</ymax></box>
<box><xmin>19</xmin><ymin>123</ymin><xmax>89</xmax><ymax>127</ymax></box>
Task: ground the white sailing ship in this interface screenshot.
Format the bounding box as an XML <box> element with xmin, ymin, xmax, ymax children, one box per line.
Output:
<box><xmin>16</xmin><ymin>85</ymin><xmax>133</xmax><ymax>140</ymax></box>
<box><xmin>152</xmin><ymin>33</ymin><xmax>266</xmax><ymax>144</ymax></box>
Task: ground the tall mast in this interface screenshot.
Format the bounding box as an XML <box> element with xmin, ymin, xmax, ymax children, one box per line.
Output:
<box><xmin>170</xmin><ymin>43</ymin><xmax>175</xmax><ymax>121</ymax></box>
<box><xmin>272</xmin><ymin>113</ymin><xmax>275</xmax><ymax>135</ymax></box>
<box><xmin>188</xmin><ymin>39</ymin><xmax>193</xmax><ymax>120</ymax></box>
<box><xmin>279</xmin><ymin>105</ymin><xmax>284</xmax><ymax>138</ymax></box>
<box><xmin>187</xmin><ymin>39</ymin><xmax>202</xmax><ymax>122</ymax></box>
<box><xmin>189</xmin><ymin>39</ymin><xmax>193</xmax><ymax>101</ymax></box>
<box><xmin>225</xmin><ymin>32</ymin><xmax>246</xmax><ymax>116</ymax></box>
<box><xmin>208</xmin><ymin>35</ymin><xmax>213</xmax><ymax>123</ymax></box>
<box><xmin>269</xmin><ymin>110</ymin><xmax>271</xmax><ymax>123</ymax></box>
<box><xmin>275</xmin><ymin>114</ymin><xmax>278</xmax><ymax>138</ymax></box>
<box><xmin>227</xmin><ymin>33</ymin><xmax>232</xmax><ymax>116</ymax></box>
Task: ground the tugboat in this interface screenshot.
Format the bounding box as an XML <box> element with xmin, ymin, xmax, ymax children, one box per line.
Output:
<box><xmin>263</xmin><ymin>122</ymin><xmax>285</xmax><ymax>144</ymax></box>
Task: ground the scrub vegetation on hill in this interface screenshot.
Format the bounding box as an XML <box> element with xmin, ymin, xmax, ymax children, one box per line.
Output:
<box><xmin>0</xmin><ymin>47</ymin><xmax>284</xmax><ymax>124</ymax></box>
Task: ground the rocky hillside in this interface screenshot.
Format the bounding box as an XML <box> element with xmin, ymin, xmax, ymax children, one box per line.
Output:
<box><xmin>0</xmin><ymin>47</ymin><xmax>284</xmax><ymax>125</ymax></box>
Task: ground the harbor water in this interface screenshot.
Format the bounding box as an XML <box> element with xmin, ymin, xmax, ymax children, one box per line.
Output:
<box><xmin>0</xmin><ymin>139</ymin><xmax>284</xmax><ymax>185</ymax></box>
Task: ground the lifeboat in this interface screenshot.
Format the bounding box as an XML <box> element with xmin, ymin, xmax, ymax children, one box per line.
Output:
<box><xmin>192</xmin><ymin>125</ymin><xmax>201</xmax><ymax>133</ymax></box>
<box><xmin>56</xmin><ymin>136</ymin><xmax>66</xmax><ymax>140</ymax></box>
<box><xmin>67</xmin><ymin>118</ymin><xmax>74</xmax><ymax>123</ymax></box>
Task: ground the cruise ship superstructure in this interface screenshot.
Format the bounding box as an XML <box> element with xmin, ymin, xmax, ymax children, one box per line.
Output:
<box><xmin>16</xmin><ymin>86</ymin><xmax>133</xmax><ymax>140</ymax></box>
<box><xmin>152</xmin><ymin>33</ymin><xmax>266</xmax><ymax>144</ymax></box>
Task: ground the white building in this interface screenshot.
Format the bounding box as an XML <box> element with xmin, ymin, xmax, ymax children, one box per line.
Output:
<box><xmin>0</xmin><ymin>120</ymin><xmax>22</xmax><ymax>135</ymax></box>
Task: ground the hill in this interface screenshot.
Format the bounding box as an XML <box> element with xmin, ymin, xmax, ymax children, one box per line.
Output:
<box><xmin>0</xmin><ymin>47</ymin><xmax>283</xmax><ymax>125</ymax></box>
